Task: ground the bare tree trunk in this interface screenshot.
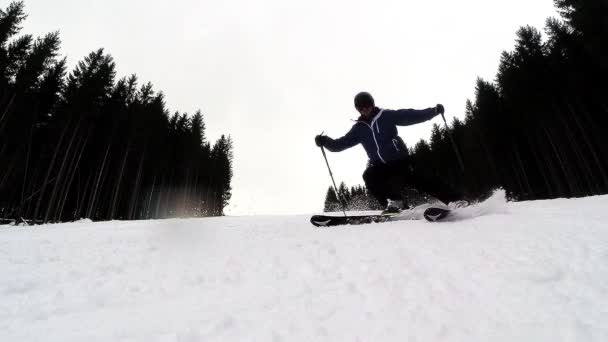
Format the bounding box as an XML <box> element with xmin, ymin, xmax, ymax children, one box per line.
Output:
<box><xmin>477</xmin><ymin>131</ymin><xmax>499</xmax><ymax>186</ymax></box>
<box><xmin>75</xmin><ymin>174</ymin><xmax>92</xmax><ymax>219</ymax></box>
<box><xmin>146</xmin><ymin>175</ymin><xmax>157</xmax><ymax>219</ymax></box>
<box><xmin>540</xmin><ymin>134</ymin><xmax>564</xmax><ymax>197</ymax></box>
<box><xmin>192</xmin><ymin>171</ymin><xmax>200</xmax><ymax>216</ymax></box>
<box><xmin>57</xmin><ymin>131</ymin><xmax>90</xmax><ymax>221</ymax></box>
<box><xmin>567</xmin><ymin>100</ymin><xmax>608</xmax><ymax>191</ymax></box>
<box><xmin>155</xmin><ymin>176</ymin><xmax>167</xmax><ymax>219</ymax></box>
<box><xmin>44</xmin><ymin>119</ymin><xmax>82</xmax><ymax>223</ymax></box>
<box><xmin>87</xmin><ymin>141</ymin><xmax>112</xmax><ymax>219</ymax></box>
<box><xmin>206</xmin><ymin>171</ymin><xmax>214</xmax><ymax>216</ymax></box>
<box><xmin>110</xmin><ymin>144</ymin><xmax>130</xmax><ymax>220</ymax></box>
<box><xmin>506</xmin><ymin>151</ymin><xmax>525</xmax><ymax>199</ymax></box>
<box><xmin>128</xmin><ymin>151</ymin><xmax>145</xmax><ymax>220</ymax></box>
<box><xmin>182</xmin><ymin>168</ymin><xmax>190</xmax><ymax>216</ymax></box>
<box><xmin>24</xmin><ymin>167</ymin><xmax>41</xmax><ymax>217</ymax></box>
<box><xmin>0</xmin><ymin>154</ymin><xmax>17</xmax><ymax>190</ymax></box>
<box><xmin>34</xmin><ymin>119</ymin><xmax>70</xmax><ymax>221</ymax></box>
<box><xmin>165</xmin><ymin>186</ymin><xmax>172</xmax><ymax>218</ymax></box>
<box><xmin>20</xmin><ymin>124</ymin><xmax>35</xmax><ymax>215</ymax></box>
<box><xmin>0</xmin><ymin>144</ymin><xmax>6</xmax><ymax>163</ymax></box>
<box><xmin>167</xmin><ymin>169</ymin><xmax>176</xmax><ymax>217</ymax></box>
<box><xmin>213</xmin><ymin>184</ymin><xmax>220</xmax><ymax>216</ymax></box>
<box><xmin>53</xmin><ymin>135</ymin><xmax>82</xmax><ymax>221</ymax></box>
<box><xmin>154</xmin><ymin>182</ymin><xmax>165</xmax><ymax>218</ymax></box>
<box><xmin>0</xmin><ymin>93</ymin><xmax>16</xmax><ymax>135</ymax></box>
<box><xmin>543</xmin><ymin>126</ymin><xmax>575</xmax><ymax>196</ymax></box>
<box><xmin>513</xmin><ymin>143</ymin><xmax>533</xmax><ymax>199</ymax></box>
<box><xmin>559</xmin><ymin>115</ymin><xmax>594</xmax><ymax>195</ymax></box>
<box><xmin>526</xmin><ymin>133</ymin><xmax>553</xmax><ymax>197</ymax></box>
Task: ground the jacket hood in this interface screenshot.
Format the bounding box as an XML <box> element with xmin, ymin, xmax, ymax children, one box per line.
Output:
<box><xmin>356</xmin><ymin>107</ymin><xmax>381</xmax><ymax>124</ymax></box>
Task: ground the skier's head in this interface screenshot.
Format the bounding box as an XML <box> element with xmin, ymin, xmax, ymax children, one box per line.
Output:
<box><xmin>354</xmin><ymin>92</ymin><xmax>375</xmax><ymax>117</ymax></box>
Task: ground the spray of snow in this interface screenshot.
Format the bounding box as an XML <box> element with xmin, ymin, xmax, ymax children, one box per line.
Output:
<box><xmin>447</xmin><ymin>188</ymin><xmax>510</xmax><ymax>221</ymax></box>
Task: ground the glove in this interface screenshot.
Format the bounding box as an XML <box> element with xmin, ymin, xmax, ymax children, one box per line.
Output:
<box><xmin>435</xmin><ymin>104</ymin><xmax>445</xmax><ymax>116</ymax></box>
<box><xmin>315</xmin><ymin>135</ymin><xmax>329</xmax><ymax>147</ymax></box>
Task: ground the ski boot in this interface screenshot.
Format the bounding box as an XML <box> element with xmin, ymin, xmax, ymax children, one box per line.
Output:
<box><xmin>381</xmin><ymin>199</ymin><xmax>404</xmax><ymax>215</ymax></box>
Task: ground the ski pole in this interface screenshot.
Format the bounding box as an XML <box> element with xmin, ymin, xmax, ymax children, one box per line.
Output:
<box><xmin>440</xmin><ymin>112</ymin><xmax>465</xmax><ymax>172</ymax></box>
<box><xmin>319</xmin><ymin>144</ymin><xmax>347</xmax><ymax>217</ymax></box>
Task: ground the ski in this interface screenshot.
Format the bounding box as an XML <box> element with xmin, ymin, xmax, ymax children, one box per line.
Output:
<box><xmin>310</xmin><ymin>214</ymin><xmax>391</xmax><ymax>227</ymax></box>
<box><xmin>310</xmin><ymin>210</ymin><xmax>423</xmax><ymax>227</ymax></box>
<box><xmin>311</xmin><ymin>206</ymin><xmax>454</xmax><ymax>226</ymax></box>
<box><xmin>423</xmin><ymin>207</ymin><xmax>451</xmax><ymax>222</ymax></box>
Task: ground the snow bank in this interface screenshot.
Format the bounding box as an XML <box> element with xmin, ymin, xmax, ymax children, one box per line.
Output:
<box><xmin>1</xmin><ymin>195</ymin><xmax>608</xmax><ymax>341</ymax></box>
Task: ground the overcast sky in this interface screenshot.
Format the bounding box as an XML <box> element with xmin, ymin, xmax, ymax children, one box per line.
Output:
<box><xmin>23</xmin><ymin>0</ymin><xmax>558</xmax><ymax>215</ymax></box>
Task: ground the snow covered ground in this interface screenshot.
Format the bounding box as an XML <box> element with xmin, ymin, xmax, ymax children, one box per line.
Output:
<box><xmin>1</xmin><ymin>192</ymin><xmax>608</xmax><ymax>342</ymax></box>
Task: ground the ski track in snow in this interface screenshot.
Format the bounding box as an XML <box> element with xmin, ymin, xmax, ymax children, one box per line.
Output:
<box><xmin>1</xmin><ymin>192</ymin><xmax>608</xmax><ymax>341</ymax></box>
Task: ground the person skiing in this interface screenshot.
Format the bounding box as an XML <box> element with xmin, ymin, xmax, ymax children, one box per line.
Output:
<box><xmin>315</xmin><ymin>91</ymin><xmax>467</xmax><ymax>214</ymax></box>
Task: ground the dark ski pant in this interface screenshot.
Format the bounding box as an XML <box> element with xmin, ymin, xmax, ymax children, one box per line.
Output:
<box><xmin>362</xmin><ymin>159</ymin><xmax>462</xmax><ymax>208</ymax></box>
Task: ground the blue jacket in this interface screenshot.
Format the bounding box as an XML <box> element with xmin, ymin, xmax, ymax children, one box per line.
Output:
<box><xmin>324</xmin><ymin>107</ymin><xmax>438</xmax><ymax>165</ymax></box>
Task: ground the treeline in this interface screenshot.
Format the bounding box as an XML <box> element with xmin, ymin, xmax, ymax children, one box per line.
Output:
<box><xmin>0</xmin><ymin>2</ymin><xmax>233</xmax><ymax>223</ymax></box>
<box><xmin>323</xmin><ymin>183</ymin><xmax>380</xmax><ymax>212</ymax></box>
<box><xmin>323</xmin><ymin>182</ymin><xmax>429</xmax><ymax>212</ymax></box>
<box><xmin>411</xmin><ymin>0</ymin><xmax>608</xmax><ymax>201</ymax></box>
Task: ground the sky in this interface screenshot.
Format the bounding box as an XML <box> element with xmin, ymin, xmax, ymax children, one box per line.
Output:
<box><xmin>22</xmin><ymin>0</ymin><xmax>559</xmax><ymax>215</ymax></box>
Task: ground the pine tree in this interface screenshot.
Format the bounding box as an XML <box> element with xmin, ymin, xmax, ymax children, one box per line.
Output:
<box><xmin>323</xmin><ymin>186</ymin><xmax>338</xmax><ymax>212</ymax></box>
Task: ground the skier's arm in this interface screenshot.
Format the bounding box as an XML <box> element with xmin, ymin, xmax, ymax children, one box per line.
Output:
<box><xmin>390</xmin><ymin>107</ymin><xmax>439</xmax><ymax>126</ymax></box>
<box><xmin>319</xmin><ymin>127</ymin><xmax>359</xmax><ymax>152</ymax></box>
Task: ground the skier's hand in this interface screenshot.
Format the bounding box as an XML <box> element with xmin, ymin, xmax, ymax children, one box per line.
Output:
<box><xmin>315</xmin><ymin>135</ymin><xmax>329</xmax><ymax>147</ymax></box>
<box><xmin>435</xmin><ymin>104</ymin><xmax>445</xmax><ymax>116</ymax></box>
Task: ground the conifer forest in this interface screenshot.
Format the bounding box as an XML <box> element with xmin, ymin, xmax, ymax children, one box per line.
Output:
<box><xmin>0</xmin><ymin>2</ymin><xmax>233</xmax><ymax>223</ymax></box>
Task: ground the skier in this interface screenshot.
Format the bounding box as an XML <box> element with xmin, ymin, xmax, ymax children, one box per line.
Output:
<box><xmin>315</xmin><ymin>92</ymin><xmax>467</xmax><ymax>214</ymax></box>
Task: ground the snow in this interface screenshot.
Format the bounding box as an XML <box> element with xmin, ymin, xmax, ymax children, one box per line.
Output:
<box><xmin>1</xmin><ymin>192</ymin><xmax>608</xmax><ymax>341</ymax></box>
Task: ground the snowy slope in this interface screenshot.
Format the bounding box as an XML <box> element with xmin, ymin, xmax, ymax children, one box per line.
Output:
<box><xmin>1</xmin><ymin>193</ymin><xmax>608</xmax><ymax>342</ymax></box>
